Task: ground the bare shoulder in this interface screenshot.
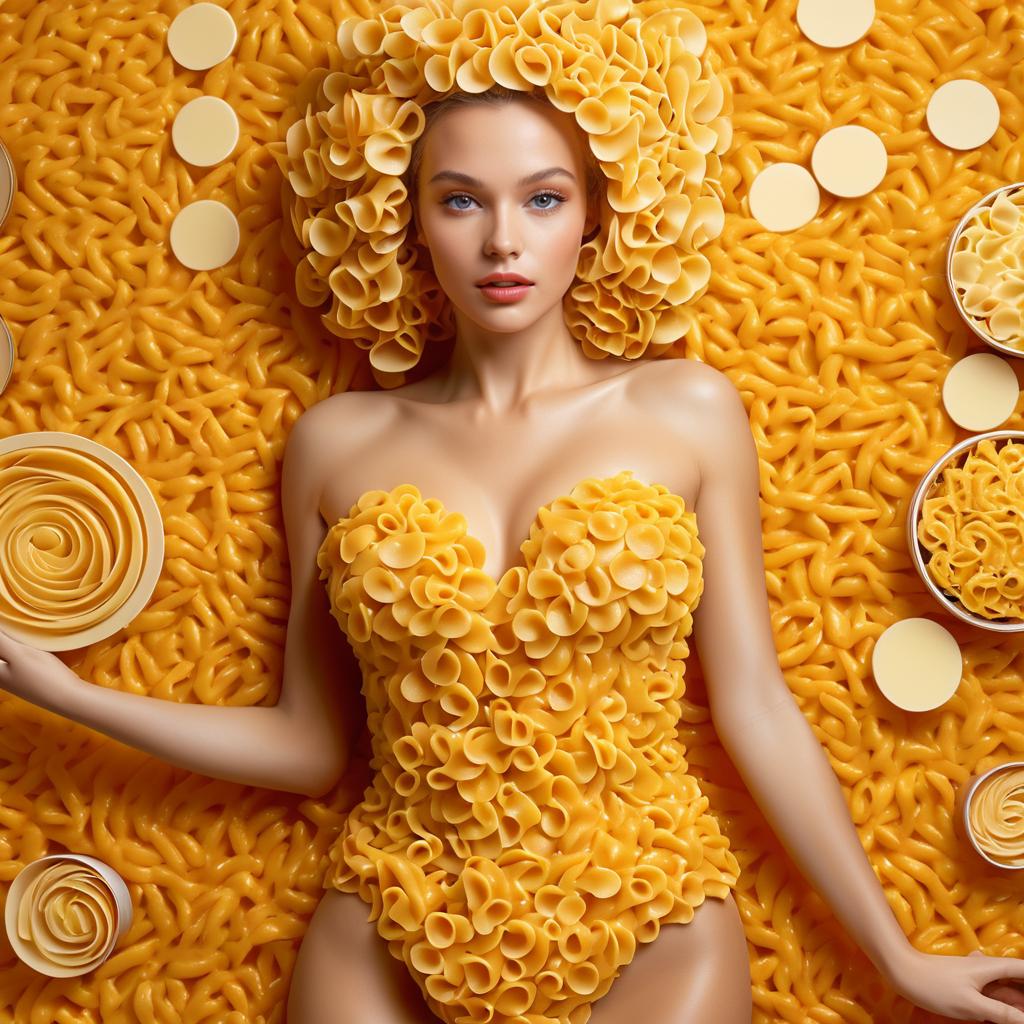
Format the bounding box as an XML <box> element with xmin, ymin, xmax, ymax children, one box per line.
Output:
<box><xmin>288</xmin><ymin>390</ymin><xmax>397</xmax><ymax>459</ymax></box>
<box><xmin>632</xmin><ymin>357</ymin><xmax>752</xmax><ymax>472</ymax></box>
<box><xmin>283</xmin><ymin>390</ymin><xmax>400</xmax><ymax>506</ymax></box>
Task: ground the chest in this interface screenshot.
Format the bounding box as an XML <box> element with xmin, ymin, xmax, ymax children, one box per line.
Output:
<box><xmin>319</xmin><ymin>419</ymin><xmax>700</xmax><ymax>582</ymax></box>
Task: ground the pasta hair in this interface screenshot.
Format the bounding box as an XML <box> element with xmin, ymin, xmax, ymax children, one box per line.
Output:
<box><xmin>268</xmin><ymin>0</ymin><xmax>733</xmax><ymax>388</ymax></box>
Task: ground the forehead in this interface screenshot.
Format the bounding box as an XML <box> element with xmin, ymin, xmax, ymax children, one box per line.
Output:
<box><xmin>419</xmin><ymin>100</ymin><xmax>586</xmax><ymax>177</ymax></box>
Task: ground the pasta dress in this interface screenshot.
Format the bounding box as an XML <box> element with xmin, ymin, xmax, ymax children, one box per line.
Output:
<box><xmin>316</xmin><ymin>470</ymin><xmax>741</xmax><ymax>1024</ymax></box>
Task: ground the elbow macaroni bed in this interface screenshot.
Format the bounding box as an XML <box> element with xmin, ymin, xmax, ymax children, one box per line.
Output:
<box><xmin>0</xmin><ymin>1</ymin><xmax>1022</xmax><ymax>1022</ymax></box>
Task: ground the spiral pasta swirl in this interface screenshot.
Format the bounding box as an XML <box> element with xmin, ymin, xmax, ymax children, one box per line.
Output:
<box><xmin>316</xmin><ymin>470</ymin><xmax>739</xmax><ymax>1024</ymax></box>
<box><xmin>14</xmin><ymin>861</ymin><xmax>120</xmax><ymax>974</ymax></box>
<box><xmin>269</xmin><ymin>0</ymin><xmax>732</xmax><ymax>386</ymax></box>
<box><xmin>968</xmin><ymin>766</ymin><xmax>1024</xmax><ymax>868</ymax></box>
<box><xmin>0</xmin><ymin>445</ymin><xmax>147</xmax><ymax>636</ymax></box>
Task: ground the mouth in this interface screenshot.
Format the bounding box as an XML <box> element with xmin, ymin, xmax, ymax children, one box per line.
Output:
<box><xmin>476</xmin><ymin>277</ymin><xmax>534</xmax><ymax>303</ymax></box>
<box><xmin>475</xmin><ymin>273</ymin><xmax>534</xmax><ymax>287</ymax></box>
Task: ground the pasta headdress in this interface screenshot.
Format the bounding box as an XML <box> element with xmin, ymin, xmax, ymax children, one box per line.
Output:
<box><xmin>270</xmin><ymin>0</ymin><xmax>732</xmax><ymax>388</ymax></box>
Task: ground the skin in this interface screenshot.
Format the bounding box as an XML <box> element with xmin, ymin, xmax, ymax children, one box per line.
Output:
<box><xmin>2</xmin><ymin>98</ymin><xmax>1024</xmax><ymax>1023</ymax></box>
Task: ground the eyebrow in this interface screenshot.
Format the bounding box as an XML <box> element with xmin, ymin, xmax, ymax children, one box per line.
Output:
<box><xmin>426</xmin><ymin>166</ymin><xmax>577</xmax><ymax>187</ymax></box>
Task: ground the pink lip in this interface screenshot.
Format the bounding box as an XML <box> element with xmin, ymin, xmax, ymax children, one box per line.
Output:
<box><xmin>477</xmin><ymin>282</ymin><xmax>532</xmax><ymax>303</ymax></box>
<box><xmin>475</xmin><ymin>273</ymin><xmax>533</xmax><ymax>286</ymax></box>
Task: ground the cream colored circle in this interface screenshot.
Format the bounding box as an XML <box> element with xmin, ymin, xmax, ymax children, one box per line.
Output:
<box><xmin>810</xmin><ymin>125</ymin><xmax>887</xmax><ymax>197</ymax></box>
<box><xmin>172</xmin><ymin>96</ymin><xmax>239</xmax><ymax>166</ymax></box>
<box><xmin>749</xmin><ymin>163</ymin><xmax>820</xmax><ymax>232</ymax></box>
<box><xmin>942</xmin><ymin>352</ymin><xmax>1019</xmax><ymax>431</ymax></box>
<box><xmin>796</xmin><ymin>0</ymin><xmax>875</xmax><ymax>48</ymax></box>
<box><xmin>170</xmin><ymin>200</ymin><xmax>239</xmax><ymax>271</ymax></box>
<box><xmin>926</xmin><ymin>79</ymin><xmax>1000</xmax><ymax>150</ymax></box>
<box><xmin>871</xmin><ymin>617</ymin><xmax>962</xmax><ymax>712</ymax></box>
<box><xmin>167</xmin><ymin>3</ymin><xmax>238</xmax><ymax>71</ymax></box>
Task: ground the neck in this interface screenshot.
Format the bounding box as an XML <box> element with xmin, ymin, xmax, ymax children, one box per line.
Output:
<box><xmin>442</xmin><ymin>302</ymin><xmax>602</xmax><ymax>414</ymax></box>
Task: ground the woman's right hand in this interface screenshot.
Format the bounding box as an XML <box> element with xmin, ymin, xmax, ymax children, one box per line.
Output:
<box><xmin>0</xmin><ymin>622</ymin><xmax>78</xmax><ymax>709</ymax></box>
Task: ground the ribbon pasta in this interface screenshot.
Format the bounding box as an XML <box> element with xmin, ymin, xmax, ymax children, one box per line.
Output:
<box><xmin>917</xmin><ymin>439</ymin><xmax>1024</xmax><ymax>621</ymax></box>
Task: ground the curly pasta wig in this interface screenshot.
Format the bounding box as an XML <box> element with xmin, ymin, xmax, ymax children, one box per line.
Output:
<box><xmin>270</xmin><ymin>0</ymin><xmax>732</xmax><ymax>388</ymax></box>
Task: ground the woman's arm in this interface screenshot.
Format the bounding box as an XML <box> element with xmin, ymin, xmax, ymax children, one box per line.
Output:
<box><xmin>0</xmin><ymin>405</ymin><xmax>357</xmax><ymax>799</ymax></box>
<box><xmin>682</xmin><ymin>363</ymin><xmax>915</xmax><ymax>982</ymax></box>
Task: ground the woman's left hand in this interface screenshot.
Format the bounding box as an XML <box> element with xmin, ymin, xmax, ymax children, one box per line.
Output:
<box><xmin>887</xmin><ymin>947</ymin><xmax>1024</xmax><ymax>1023</ymax></box>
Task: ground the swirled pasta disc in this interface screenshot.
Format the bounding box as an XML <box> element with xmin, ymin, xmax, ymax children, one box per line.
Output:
<box><xmin>871</xmin><ymin>617</ymin><xmax>962</xmax><ymax>712</ymax></box>
<box><xmin>170</xmin><ymin>200</ymin><xmax>240</xmax><ymax>271</ymax></box>
<box><xmin>167</xmin><ymin>3</ymin><xmax>238</xmax><ymax>71</ymax></box>
<box><xmin>796</xmin><ymin>0</ymin><xmax>874</xmax><ymax>48</ymax></box>
<box><xmin>926</xmin><ymin>79</ymin><xmax>1000</xmax><ymax>150</ymax></box>
<box><xmin>0</xmin><ymin>136</ymin><xmax>15</xmax><ymax>230</ymax></box>
<box><xmin>171</xmin><ymin>96</ymin><xmax>239</xmax><ymax>167</ymax></box>
<box><xmin>749</xmin><ymin>163</ymin><xmax>820</xmax><ymax>232</ymax></box>
<box><xmin>941</xmin><ymin>352</ymin><xmax>1020</xmax><ymax>431</ymax></box>
<box><xmin>0</xmin><ymin>432</ymin><xmax>165</xmax><ymax>651</ymax></box>
<box><xmin>4</xmin><ymin>854</ymin><xmax>131</xmax><ymax>978</ymax></box>
<box><xmin>810</xmin><ymin>125</ymin><xmax>887</xmax><ymax>197</ymax></box>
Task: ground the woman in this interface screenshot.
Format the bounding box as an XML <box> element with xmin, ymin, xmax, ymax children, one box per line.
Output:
<box><xmin>3</xmin><ymin>2</ymin><xmax>1024</xmax><ymax>1022</ymax></box>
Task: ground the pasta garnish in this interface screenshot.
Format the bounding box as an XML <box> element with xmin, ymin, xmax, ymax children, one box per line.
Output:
<box><xmin>917</xmin><ymin>439</ymin><xmax>1024</xmax><ymax>621</ymax></box>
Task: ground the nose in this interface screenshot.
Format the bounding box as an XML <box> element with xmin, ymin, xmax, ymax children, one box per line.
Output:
<box><xmin>483</xmin><ymin>201</ymin><xmax>522</xmax><ymax>259</ymax></box>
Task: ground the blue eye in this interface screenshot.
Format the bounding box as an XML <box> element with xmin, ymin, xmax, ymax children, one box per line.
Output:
<box><xmin>441</xmin><ymin>190</ymin><xmax>569</xmax><ymax>213</ymax></box>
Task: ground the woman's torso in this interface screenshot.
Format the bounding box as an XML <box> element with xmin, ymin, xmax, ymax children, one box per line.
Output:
<box><xmin>316</xmin><ymin>357</ymin><xmax>706</xmax><ymax>581</ymax></box>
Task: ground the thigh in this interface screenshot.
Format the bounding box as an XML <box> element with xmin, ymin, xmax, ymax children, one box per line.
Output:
<box><xmin>288</xmin><ymin>888</ymin><xmax>440</xmax><ymax>1024</ymax></box>
<box><xmin>588</xmin><ymin>892</ymin><xmax>752</xmax><ymax>1024</ymax></box>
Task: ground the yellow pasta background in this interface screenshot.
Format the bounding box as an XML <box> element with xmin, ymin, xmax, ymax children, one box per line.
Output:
<box><xmin>0</xmin><ymin>1</ymin><xmax>1023</xmax><ymax>1023</ymax></box>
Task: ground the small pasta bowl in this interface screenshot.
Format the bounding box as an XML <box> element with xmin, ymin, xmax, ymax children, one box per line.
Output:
<box><xmin>945</xmin><ymin>181</ymin><xmax>1024</xmax><ymax>357</ymax></box>
<box><xmin>906</xmin><ymin>428</ymin><xmax>1024</xmax><ymax>633</ymax></box>
<box><xmin>954</xmin><ymin>760</ymin><xmax>1024</xmax><ymax>870</ymax></box>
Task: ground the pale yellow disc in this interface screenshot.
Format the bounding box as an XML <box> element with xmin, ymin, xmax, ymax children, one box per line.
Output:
<box><xmin>941</xmin><ymin>351</ymin><xmax>1020</xmax><ymax>431</ymax></box>
<box><xmin>872</xmin><ymin>617</ymin><xmax>962</xmax><ymax>712</ymax></box>
<box><xmin>170</xmin><ymin>200</ymin><xmax>239</xmax><ymax>271</ymax></box>
<box><xmin>796</xmin><ymin>0</ymin><xmax>875</xmax><ymax>48</ymax></box>
<box><xmin>167</xmin><ymin>3</ymin><xmax>238</xmax><ymax>71</ymax></box>
<box><xmin>810</xmin><ymin>125</ymin><xmax>887</xmax><ymax>197</ymax></box>
<box><xmin>749</xmin><ymin>163</ymin><xmax>820</xmax><ymax>232</ymax></box>
<box><xmin>926</xmin><ymin>79</ymin><xmax>1000</xmax><ymax>150</ymax></box>
<box><xmin>171</xmin><ymin>96</ymin><xmax>239</xmax><ymax>166</ymax></box>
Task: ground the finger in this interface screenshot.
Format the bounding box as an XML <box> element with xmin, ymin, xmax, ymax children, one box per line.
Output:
<box><xmin>973</xmin><ymin>992</ymin><xmax>1024</xmax><ymax>1024</ymax></box>
<box><xmin>980</xmin><ymin>955</ymin><xmax>1024</xmax><ymax>985</ymax></box>
<box><xmin>987</xmin><ymin>984</ymin><xmax>1024</xmax><ymax>1009</ymax></box>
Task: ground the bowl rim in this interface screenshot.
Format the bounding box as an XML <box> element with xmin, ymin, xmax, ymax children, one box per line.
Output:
<box><xmin>945</xmin><ymin>180</ymin><xmax>1024</xmax><ymax>357</ymax></box>
<box><xmin>0</xmin><ymin>136</ymin><xmax>13</xmax><ymax>230</ymax></box>
<box><xmin>0</xmin><ymin>313</ymin><xmax>12</xmax><ymax>396</ymax></box>
<box><xmin>960</xmin><ymin>759</ymin><xmax>1024</xmax><ymax>870</ymax></box>
<box><xmin>906</xmin><ymin>428</ymin><xmax>1024</xmax><ymax>633</ymax></box>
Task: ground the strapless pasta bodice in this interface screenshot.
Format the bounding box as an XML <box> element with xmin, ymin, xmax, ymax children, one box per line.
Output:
<box><xmin>316</xmin><ymin>470</ymin><xmax>740</xmax><ymax>1024</ymax></box>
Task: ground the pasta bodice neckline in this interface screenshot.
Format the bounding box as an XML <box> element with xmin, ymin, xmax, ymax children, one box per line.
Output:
<box><xmin>322</xmin><ymin>470</ymin><xmax>699</xmax><ymax>586</ymax></box>
<box><xmin>316</xmin><ymin>470</ymin><xmax>705</xmax><ymax>657</ymax></box>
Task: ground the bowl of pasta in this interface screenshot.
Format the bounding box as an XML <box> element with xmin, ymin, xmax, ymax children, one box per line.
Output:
<box><xmin>946</xmin><ymin>181</ymin><xmax>1024</xmax><ymax>356</ymax></box>
<box><xmin>907</xmin><ymin>429</ymin><xmax>1024</xmax><ymax>633</ymax></box>
<box><xmin>955</xmin><ymin>760</ymin><xmax>1024</xmax><ymax>870</ymax></box>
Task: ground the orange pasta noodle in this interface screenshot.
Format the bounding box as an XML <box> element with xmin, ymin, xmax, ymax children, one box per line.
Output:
<box><xmin>0</xmin><ymin>1</ymin><xmax>1023</xmax><ymax>1023</ymax></box>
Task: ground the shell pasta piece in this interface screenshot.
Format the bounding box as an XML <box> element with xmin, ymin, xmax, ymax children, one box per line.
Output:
<box><xmin>918</xmin><ymin>439</ymin><xmax>1024</xmax><ymax>621</ymax></box>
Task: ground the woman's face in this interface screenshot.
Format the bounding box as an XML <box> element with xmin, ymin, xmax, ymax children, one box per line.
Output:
<box><xmin>412</xmin><ymin>99</ymin><xmax>597</xmax><ymax>335</ymax></box>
